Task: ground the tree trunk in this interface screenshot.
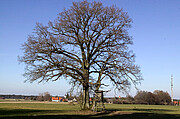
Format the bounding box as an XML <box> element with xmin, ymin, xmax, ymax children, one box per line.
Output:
<box><xmin>82</xmin><ymin>85</ymin><xmax>89</xmax><ymax>110</ymax></box>
<box><xmin>81</xmin><ymin>65</ymin><xmax>90</xmax><ymax>110</ymax></box>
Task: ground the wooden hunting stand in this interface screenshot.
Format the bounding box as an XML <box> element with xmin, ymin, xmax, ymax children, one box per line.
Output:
<box><xmin>92</xmin><ymin>90</ymin><xmax>106</xmax><ymax>112</ymax></box>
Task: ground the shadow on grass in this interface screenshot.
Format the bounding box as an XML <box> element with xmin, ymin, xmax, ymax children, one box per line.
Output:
<box><xmin>0</xmin><ymin>108</ymin><xmax>66</xmax><ymax>116</ymax></box>
<box><xmin>105</xmin><ymin>108</ymin><xmax>176</xmax><ymax>112</ymax></box>
<box><xmin>1</xmin><ymin>113</ymin><xmax>180</xmax><ymax>119</ymax></box>
<box><xmin>0</xmin><ymin>108</ymin><xmax>180</xmax><ymax>119</ymax></box>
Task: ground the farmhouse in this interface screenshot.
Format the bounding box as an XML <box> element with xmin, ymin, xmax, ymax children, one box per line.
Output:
<box><xmin>51</xmin><ymin>97</ymin><xmax>64</xmax><ymax>102</ymax></box>
<box><xmin>68</xmin><ymin>98</ymin><xmax>77</xmax><ymax>102</ymax></box>
<box><xmin>173</xmin><ymin>101</ymin><xmax>180</xmax><ymax>106</ymax></box>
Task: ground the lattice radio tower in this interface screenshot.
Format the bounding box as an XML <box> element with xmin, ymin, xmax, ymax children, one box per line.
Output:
<box><xmin>171</xmin><ymin>74</ymin><xmax>173</xmax><ymax>102</ymax></box>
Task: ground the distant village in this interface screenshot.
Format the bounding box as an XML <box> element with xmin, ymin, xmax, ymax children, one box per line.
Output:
<box><xmin>0</xmin><ymin>94</ymin><xmax>78</xmax><ymax>103</ymax></box>
<box><xmin>0</xmin><ymin>93</ymin><xmax>180</xmax><ymax>106</ymax></box>
<box><xmin>0</xmin><ymin>94</ymin><xmax>114</xmax><ymax>103</ymax></box>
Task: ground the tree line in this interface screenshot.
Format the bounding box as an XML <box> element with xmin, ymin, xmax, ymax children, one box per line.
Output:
<box><xmin>110</xmin><ymin>90</ymin><xmax>171</xmax><ymax>105</ymax></box>
<box><xmin>0</xmin><ymin>92</ymin><xmax>51</xmax><ymax>101</ymax></box>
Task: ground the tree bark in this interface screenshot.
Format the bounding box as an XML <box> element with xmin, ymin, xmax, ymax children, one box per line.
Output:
<box><xmin>82</xmin><ymin>85</ymin><xmax>89</xmax><ymax>110</ymax></box>
<box><xmin>81</xmin><ymin>61</ymin><xmax>90</xmax><ymax>110</ymax></box>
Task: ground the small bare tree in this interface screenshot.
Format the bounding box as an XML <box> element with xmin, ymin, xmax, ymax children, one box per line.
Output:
<box><xmin>36</xmin><ymin>93</ymin><xmax>44</xmax><ymax>101</ymax></box>
<box><xmin>19</xmin><ymin>1</ymin><xmax>142</xmax><ymax>110</ymax></box>
<box><xmin>43</xmin><ymin>92</ymin><xmax>51</xmax><ymax>101</ymax></box>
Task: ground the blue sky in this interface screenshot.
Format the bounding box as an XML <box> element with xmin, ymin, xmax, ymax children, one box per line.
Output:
<box><xmin>0</xmin><ymin>0</ymin><xmax>180</xmax><ymax>98</ymax></box>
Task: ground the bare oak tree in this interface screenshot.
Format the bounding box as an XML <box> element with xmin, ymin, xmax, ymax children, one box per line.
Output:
<box><xmin>19</xmin><ymin>1</ymin><xmax>142</xmax><ymax>110</ymax></box>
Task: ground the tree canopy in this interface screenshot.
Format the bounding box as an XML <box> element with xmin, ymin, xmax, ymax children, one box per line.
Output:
<box><xmin>134</xmin><ymin>90</ymin><xmax>171</xmax><ymax>105</ymax></box>
<box><xmin>19</xmin><ymin>0</ymin><xmax>142</xmax><ymax>109</ymax></box>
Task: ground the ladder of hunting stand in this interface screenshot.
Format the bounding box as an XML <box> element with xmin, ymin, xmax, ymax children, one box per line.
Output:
<box><xmin>92</xmin><ymin>90</ymin><xmax>105</xmax><ymax>112</ymax></box>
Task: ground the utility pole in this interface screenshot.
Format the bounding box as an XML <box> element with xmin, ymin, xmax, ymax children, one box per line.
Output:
<box><xmin>171</xmin><ymin>74</ymin><xmax>173</xmax><ymax>103</ymax></box>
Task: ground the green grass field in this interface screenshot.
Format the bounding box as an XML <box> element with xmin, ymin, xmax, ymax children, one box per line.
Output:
<box><xmin>0</xmin><ymin>100</ymin><xmax>180</xmax><ymax>119</ymax></box>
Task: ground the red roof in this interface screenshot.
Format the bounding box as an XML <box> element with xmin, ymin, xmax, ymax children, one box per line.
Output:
<box><xmin>52</xmin><ymin>97</ymin><xmax>64</xmax><ymax>101</ymax></box>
